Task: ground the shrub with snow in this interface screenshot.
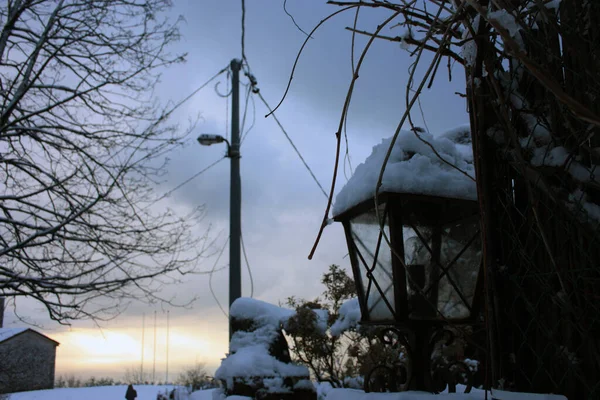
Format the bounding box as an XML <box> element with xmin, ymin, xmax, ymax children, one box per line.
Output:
<box><xmin>214</xmin><ymin>298</ymin><xmax>312</xmax><ymax>397</ymax></box>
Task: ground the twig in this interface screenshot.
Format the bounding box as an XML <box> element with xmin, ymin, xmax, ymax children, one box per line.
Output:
<box><xmin>308</xmin><ymin>10</ymin><xmax>402</xmax><ymax>260</ymax></box>
<box><xmin>283</xmin><ymin>0</ymin><xmax>313</xmax><ymax>38</ymax></box>
<box><xmin>345</xmin><ymin>26</ymin><xmax>465</xmax><ymax>64</ymax></box>
<box><xmin>266</xmin><ymin>6</ymin><xmax>359</xmax><ymax>117</ymax></box>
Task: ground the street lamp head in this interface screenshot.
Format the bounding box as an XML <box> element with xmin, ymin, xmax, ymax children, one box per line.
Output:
<box><xmin>197</xmin><ymin>134</ymin><xmax>226</xmax><ymax>146</ymax></box>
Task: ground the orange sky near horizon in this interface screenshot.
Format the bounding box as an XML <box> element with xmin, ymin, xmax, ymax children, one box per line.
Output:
<box><xmin>47</xmin><ymin>317</ymin><xmax>229</xmax><ymax>381</ymax></box>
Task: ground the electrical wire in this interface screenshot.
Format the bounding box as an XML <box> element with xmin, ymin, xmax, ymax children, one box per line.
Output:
<box><xmin>239</xmin><ymin>84</ymin><xmax>251</xmax><ymax>138</ymax></box>
<box><xmin>241</xmin><ymin>0</ymin><xmax>247</xmax><ymax>63</ymax></box>
<box><xmin>21</xmin><ymin>66</ymin><xmax>231</xmax><ymax>223</ymax></box>
<box><xmin>240</xmin><ymin>233</ymin><xmax>254</xmax><ymax>298</ymax></box>
<box><xmin>241</xmin><ymin>91</ymin><xmax>256</xmax><ymax>144</ymax></box>
<box><xmin>210</xmin><ymin>237</ymin><xmax>229</xmax><ymax>319</ymax></box>
<box><xmin>256</xmin><ymin>91</ymin><xmax>329</xmax><ymax>199</ymax></box>
<box><xmin>237</xmin><ymin>147</ymin><xmax>254</xmax><ymax>298</ymax></box>
<box><xmin>168</xmin><ymin>66</ymin><xmax>229</xmax><ymax>115</ymax></box>
<box><xmin>225</xmin><ymin>70</ymin><xmax>230</xmax><ymax>142</ymax></box>
<box><xmin>154</xmin><ymin>157</ymin><xmax>226</xmax><ymax>203</ymax></box>
<box><xmin>240</xmin><ymin>84</ymin><xmax>256</xmax><ymax>145</ymax></box>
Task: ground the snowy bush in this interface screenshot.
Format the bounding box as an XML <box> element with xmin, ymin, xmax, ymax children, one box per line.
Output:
<box><xmin>215</xmin><ymin>298</ymin><xmax>312</xmax><ymax>397</ymax></box>
<box><xmin>283</xmin><ymin>265</ymin><xmax>402</xmax><ymax>388</ymax></box>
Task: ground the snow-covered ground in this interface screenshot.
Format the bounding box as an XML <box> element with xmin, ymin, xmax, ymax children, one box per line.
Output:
<box><xmin>6</xmin><ymin>385</ymin><xmax>199</xmax><ymax>400</ymax></box>
<box><xmin>324</xmin><ymin>387</ymin><xmax>566</xmax><ymax>400</ymax></box>
<box><xmin>190</xmin><ymin>389</ymin><xmax>215</xmax><ymax>400</ymax></box>
<box><xmin>4</xmin><ymin>385</ymin><xmax>568</xmax><ymax>400</ymax></box>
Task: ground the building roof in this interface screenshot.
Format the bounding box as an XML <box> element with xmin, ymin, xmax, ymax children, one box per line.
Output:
<box><xmin>0</xmin><ymin>327</ymin><xmax>59</xmax><ymax>345</ymax></box>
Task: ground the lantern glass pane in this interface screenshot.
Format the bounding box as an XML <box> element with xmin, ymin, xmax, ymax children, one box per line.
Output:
<box><xmin>438</xmin><ymin>218</ymin><xmax>481</xmax><ymax>319</ymax></box>
<box><xmin>403</xmin><ymin>225</ymin><xmax>437</xmax><ymax>318</ymax></box>
<box><xmin>349</xmin><ymin>206</ymin><xmax>395</xmax><ymax>321</ymax></box>
<box><xmin>403</xmin><ymin>217</ymin><xmax>481</xmax><ymax>320</ymax></box>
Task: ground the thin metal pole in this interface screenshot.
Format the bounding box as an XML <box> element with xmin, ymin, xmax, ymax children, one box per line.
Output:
<box><xmin>141</xmin><ymin>313</ymin><xmax>145</xmax><ymax>383</ymax></box>
<box><xmin>153</xmin><ymin>310</ymin><xmax>156</xmax><ymax>383</ymax></box>
<box><xmin>165</xmin><ymin>310</ymin><xmax>170</xmax><ymax>383</ymax></box>
<box><xmin>229</xmin><ymin>59</ymin><xmax>242</xmax><ymax>341</ymax></box>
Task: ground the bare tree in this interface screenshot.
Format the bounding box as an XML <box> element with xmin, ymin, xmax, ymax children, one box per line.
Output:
<box><xmin>123</xmin><ymin>365</ymin><xmax>150</xmax><ymax>385</ymax></box>
<box><xmin>176</xmin><ymin>362</ymin><xmax>211</xmax><ymax>390</ymax></box>
<box><xmin>0</xmin><ymin>0</ymin><xmax>211</xmax><ymax>324</ymax></box>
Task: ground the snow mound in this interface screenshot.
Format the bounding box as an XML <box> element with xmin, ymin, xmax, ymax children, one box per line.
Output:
<box><xmin>333</xmin><ymin>127</ymin><xmax>476</xmax><ymax>217</ymax></box>
<box><xmin>230</xmin><ymin>297</ymin><xmax>295</xmax><ymax>327</ymax></box>
<box><xmin>330</xmin><ymin>298</ymin><xmax>361</xmax><ymax>337</ymax></box>
<box><xmin>8</xmin><ymin>385</ymin><xmax>185</xmax><ymax>400</ymax></box>
<box><xmin>215</xmin><ymin>298</ymin><xmax>309</xmax><ymax>390</ymax></box>
<box><xmin>216</xmin><ymin>345</ymin><xmax>308</xmax><ymax>381</ymax></box>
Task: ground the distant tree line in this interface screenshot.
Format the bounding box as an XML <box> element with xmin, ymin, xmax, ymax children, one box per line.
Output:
<box><xmin>55</xmin><ymin>363</ymin><xmax>221</xmax><ymax>389</ymax></box>
<box><xmin>55</xmin><ymin>374</ymin><xmax>120</xmax><ymax>388</ymax></box>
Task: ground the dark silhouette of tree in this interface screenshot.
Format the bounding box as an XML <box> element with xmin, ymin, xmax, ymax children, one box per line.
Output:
<box><xmin>0</xmin><ymin>0</ymin><xmax>211</xmax><ymax>324</ymax></box>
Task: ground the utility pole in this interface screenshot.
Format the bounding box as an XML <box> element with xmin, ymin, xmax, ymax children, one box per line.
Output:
<box><xmin>229</xmin><ymin>59</ymin><xmax>242</xmax><ymax>339</ymax></box>
<box><xmin>196</xmin><ymin>59</ymin><xmax>243</xmax><ymax>342</ymax></box>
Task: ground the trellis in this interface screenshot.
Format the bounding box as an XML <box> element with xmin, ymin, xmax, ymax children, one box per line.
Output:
<box><xmin>466</xmin><ymin>1</ymin><xmax>600</xmax><ymax>398</ymax></box>
<box><xmin>310</xmin><ymin>1</ymin><xmax>600</xmax><ymax>397</ymax></box>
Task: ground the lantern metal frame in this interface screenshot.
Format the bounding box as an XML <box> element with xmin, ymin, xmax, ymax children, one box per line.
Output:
<box><xmin>334</xmin><ymin>191</ymin><xmax>485</xmax><ymax>392</ymax></box>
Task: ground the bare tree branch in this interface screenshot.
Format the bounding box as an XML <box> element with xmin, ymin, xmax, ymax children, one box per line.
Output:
<box><xmin>0</xmin><ymin>0</ymin><xmax>212</xmax><ymax>325</ymax></box>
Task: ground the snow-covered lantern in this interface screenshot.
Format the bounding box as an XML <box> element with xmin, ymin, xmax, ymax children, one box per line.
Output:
<box><xmin>333</xmin><ymin>128</ymin><xmax>482</xmax><ymax>390</ymax></box>
<box><xmin>333</xmin><ymin>127</ymin><xmax>481</xmax><ymax>323</ymax></box>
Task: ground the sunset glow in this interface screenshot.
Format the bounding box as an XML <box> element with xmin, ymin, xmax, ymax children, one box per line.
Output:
<box><xmin>49</xmin><ymin>318</ymin><xmax>228</xmax><ymax>380</ymax></box>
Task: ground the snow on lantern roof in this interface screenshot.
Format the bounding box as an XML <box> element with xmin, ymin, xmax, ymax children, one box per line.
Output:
<box><xmin>333</xmin><ymin>126</ymin><xmax>477</xmax><ymax>217</ymax></box>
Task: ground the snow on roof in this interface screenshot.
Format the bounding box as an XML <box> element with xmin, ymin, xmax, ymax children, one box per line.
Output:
<box><xmin>0</xmin><ymin>327</ymin><xmax>28</xmax><ymax>343</ymax></box>
<box><xmin>330</xmin><ymin>298</ymin><xmax>361</xmax><ymax>337</ymax></box>
<box><xmin>0</xmin><ymin>327</ymin><xmax>59</xmax><ymax>345</ymax></box>
<box><xmin>333</xmin><ymin>126</ymin><xmax>477</xmax><ymax>217</ymax></box>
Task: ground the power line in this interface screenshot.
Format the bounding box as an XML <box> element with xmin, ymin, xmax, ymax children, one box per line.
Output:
<box><xmin>19</xmin><ymin>65</ymin><xmax>231</xmax><ymax>224</ymax></box>
<box><xmin>241</xmin><ymin>0</ymin><xmax>247</xmax><ymax>63</ymax></box>
<box><xmin>225</xmin><ymin>70</ymin><xmax>230</xmax><ymax>143</ymax></box>
<box><xmin>240</xmin><ymin>84</ymin><xmax>256</xmax><ymax>144</ymax></box>
<box><xmin>238</xmin><ymin>174</ymin><xmax>255</xmax><ymax>298</ymax></box>
<box><xmin>210</xmin><ymin>237</ymin><xmax>229</xmax><ymax>319</ymax></box>
<box><xmin>256</xmin><ymin>91</ymin><xmax>328</xmax><ymax>199</ymax></box>
<box><xmin>153</xmin><ymin>157</ymin><xmax>226</xmax><ymax>204</ymax></box>
<box><xmin>168</xmin><ymin>66</ymin><xmax>229</xmax><ymax>115</ymax></box>
<box><xmin>241</xmin><ymin>233</ymin><xmax>254</xmax><ymax>298</ymax></box>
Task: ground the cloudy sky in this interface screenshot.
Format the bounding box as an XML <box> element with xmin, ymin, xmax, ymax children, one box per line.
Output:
<box><xmin>2</xmin><ymin>1</ymin><xmax>469</xmax><ymax>380</ymax></box>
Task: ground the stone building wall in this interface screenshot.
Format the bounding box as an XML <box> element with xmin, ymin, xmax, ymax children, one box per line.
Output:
<box><xmin>0</xmin><ymin>331</ymin><xmax>57</xmax><ymax>394</ymax></box>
